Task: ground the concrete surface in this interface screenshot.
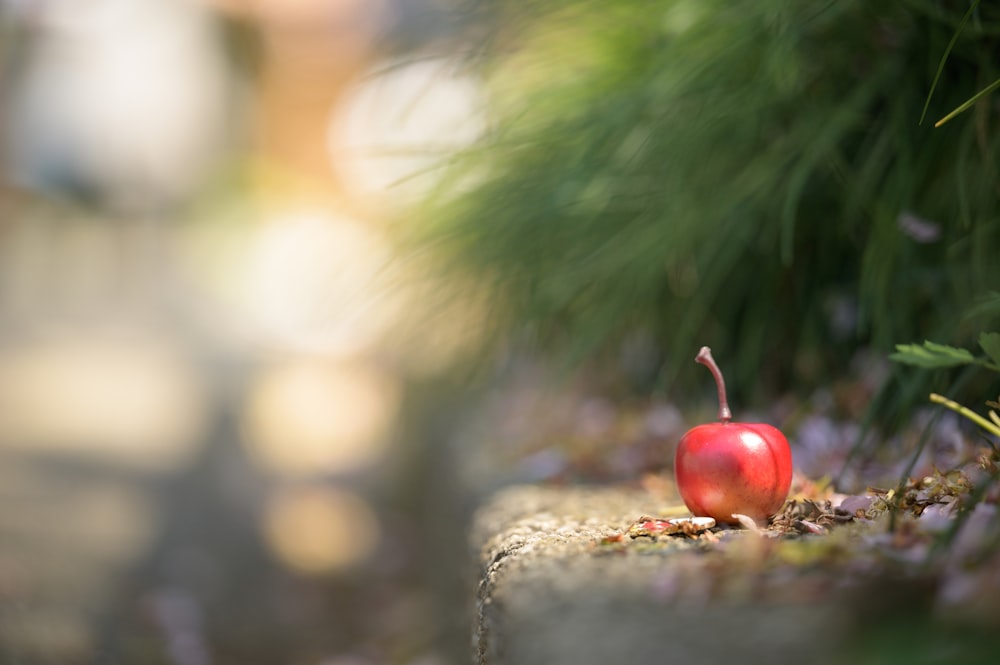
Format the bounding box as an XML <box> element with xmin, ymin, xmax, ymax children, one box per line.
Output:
<box><xmin>471</xmin><ymin>485</ymin><xmax>855</xmax><ymax>665</ymax></box>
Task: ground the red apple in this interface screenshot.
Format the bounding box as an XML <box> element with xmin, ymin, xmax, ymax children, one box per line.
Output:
<box><xmin>674</xmin><ymin>346</ymin><xmax>792</xmax><ymax>524</ymax></box>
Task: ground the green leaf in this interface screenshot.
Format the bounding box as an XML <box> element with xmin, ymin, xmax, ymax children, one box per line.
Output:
<box><xmin>963</xmin><ymin>292</ymin><xmax>1000</xmax><ymax>321</ymax></box>
<box><xmin>890</xmin><ymin>341</ymin><xmax>976</xmax><ymax>368</ymax></box>
<box><xmin>979</xmin><ymin>333</ymin><xmax>1000</xmax><ymax>368</ymax></box>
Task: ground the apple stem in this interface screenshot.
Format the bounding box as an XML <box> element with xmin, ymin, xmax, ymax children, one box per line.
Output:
<box><xmin>696</xmin><ymin>346</ymin><xmax>732</xmax><ymax>423</ymax></box>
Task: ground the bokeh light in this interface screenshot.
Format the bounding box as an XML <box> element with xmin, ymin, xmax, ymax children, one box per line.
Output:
<box><xmin>242</xmin><ymin>358</ymin><xmax>400</xmax><ymax>477</ymax></box>
<box><xmin>0</xmin><ymin>334</ymin><xmax>208</xmax><ymax>472</ymax></box>
<box><xmin>331</xmin><ymin>57</ymin><xmax>485</xmax><ymax>208</ymax></box>
<box><xmin>262</xmin><ymin>484</ymin><xmax>379</xmax><ymax>575</ymax></box>
<box><xmin>6</xmin><ymin>0</ymin><xmax>230</xmax><ymax>208</ymax></box>
<box><xmin>237</xmin><ymin>210</ymin><xmax>403</xmax><ymax>356</ymax></box>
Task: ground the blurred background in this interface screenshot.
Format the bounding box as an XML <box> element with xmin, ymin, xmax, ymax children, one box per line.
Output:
<box><xmin>0</xmin><ymin>1</ymin><xmax>488</xmax><ymax>663</ymax></box>
<box><xmin>1</xmin><ymin>1</ymin><xmax>999</xmax><ymax>663</ymax></box>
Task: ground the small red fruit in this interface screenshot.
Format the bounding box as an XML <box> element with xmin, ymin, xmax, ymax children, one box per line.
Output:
<box><xmin>674</xmin><ymin>346</ymin><xmax>792</xmax><ymax>524</ymax></box>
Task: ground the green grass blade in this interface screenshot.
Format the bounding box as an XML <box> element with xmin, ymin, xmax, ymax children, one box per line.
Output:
<box><xmin>920</xmin><ymin>0</ymin><xmax>980</xmax><ymax>125</ymax></box>
<box><xmin>935</xmin><ymin>76</ymin><xmax>1000</xmax><ymax>126</ymax></box>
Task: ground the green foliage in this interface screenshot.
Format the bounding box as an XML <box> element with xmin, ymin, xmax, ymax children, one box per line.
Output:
<box><xmin>885</xmin><ymin>332</ymin><xmax>1000</xmax><ymax>569</ymax></box>
<box><xmin>978</xmin><ymin>332</ymin><xmax>1000</xmax><ymax>367</ymax></box>
<box><xmin>934</xmin><ymin>75</ymin><xmax>1000</xmax><ymax>126</ymax></box>
<box><xmin>919</xmin><ymin>0</ymin><xmax>980</xmax><ymax>125</ymax></box>
<box><xmin>962</xmin><ymin>291</ymin><xmax>1000</xmax><ymax>322</ymax></box>
<box><xmin>421</xmin><ymin>0</ymin><xmax>1000</xmax><ymax>401</ymax></box>
<box><xmin>891</xmin><ymin>332</ymin><xmax>1000</xmax><ymax>467</ymax></box>
<box><xmin>922</xmin><ymin>0</ymin><xmax>1000</xmax><ymax>128</ymax></box>
<box><xmin>890</xmin><ymin>341</ymin><xmax>977</xmax><ymax>369</ymax></box>
<box><xmin>890</xmin><ymin>335</ymin><xmax>1000</xmax><ymax>371</ymax></box>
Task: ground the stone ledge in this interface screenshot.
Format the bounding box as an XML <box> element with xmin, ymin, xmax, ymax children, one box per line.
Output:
<box><xmin>471</xmin><ymin>485</ymin><xmax>857</xmax><ymax>665</ymax></box>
